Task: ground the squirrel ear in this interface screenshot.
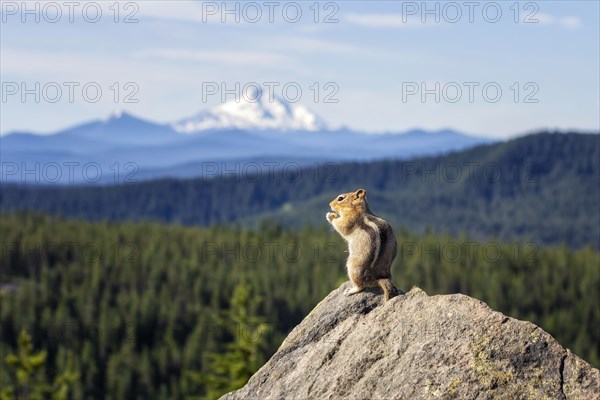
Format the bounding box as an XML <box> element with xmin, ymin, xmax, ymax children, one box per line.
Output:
<box><xmin>355</xmin><ymin>189</ymin><xmax>366</xmax><ymax>199</ymax></box>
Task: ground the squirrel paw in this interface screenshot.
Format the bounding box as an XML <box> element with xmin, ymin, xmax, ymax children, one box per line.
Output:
<box><xmin>326</xmin><ymin>212</ymin><xmax>338</xmax><ymax>222</ymax></box>
<box><xmin>346</xmin><ymin>286</ymin><xmax>363</xmax><ymax>296</ymax></box>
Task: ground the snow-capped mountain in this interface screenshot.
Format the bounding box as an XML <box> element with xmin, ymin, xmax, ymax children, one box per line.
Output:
<box><xmin>173</xmin><ymin>90</ymin><xmax>326</xmax><ymax>133</ymax></box>
<box><xmin>1</xmin><ymin>94</ymin><xmax>495</xmax><ymax>183</ymax></box>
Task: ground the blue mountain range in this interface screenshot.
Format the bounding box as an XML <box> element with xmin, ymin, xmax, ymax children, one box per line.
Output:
<box><xmin>1</xmin><ymin>97</ymin><xmax>494</xmax><ymax>184</ymax></box>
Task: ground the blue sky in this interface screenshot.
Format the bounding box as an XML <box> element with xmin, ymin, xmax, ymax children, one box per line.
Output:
<box><xmin>1</xmin><ymin>0</ymin><xmax>598</xmax><ymax>138</ymax></box>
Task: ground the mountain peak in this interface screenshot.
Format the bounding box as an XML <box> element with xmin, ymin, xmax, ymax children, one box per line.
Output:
<box><xmin>105</xmin><ymin>110</ymin><xmax>142</xmax><ymax>123</ymax></box>
<box><xmin>173</xmin><ymin>87</ymin><xmax>327</xmax><ymax>133</ymax></box>
<box><xmin>109</xmin><ymin>109</ymin><xmax>125</xmax><ymax>120</ymax></box>
<box><xmin>222</xmin><ymin>282</ymin><xmax>600</xmax><ymax>399</ymax></box>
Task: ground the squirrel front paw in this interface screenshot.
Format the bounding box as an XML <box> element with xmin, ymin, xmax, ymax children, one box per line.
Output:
<box><xmin>326</xmin><ymin>212</ymin><xmax>338</xmax><ymax>222</ymax></box>
<box><xmin>346</xmin><ymin>286</ymin><xmax>363</xmax><ymax>296</ymax></box>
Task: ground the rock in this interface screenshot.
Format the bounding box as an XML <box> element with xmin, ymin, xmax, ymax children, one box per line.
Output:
<box><xmin>221</xmin><ymin>282</ymin><xmax>600</xmax><ymax>400</ymax></box>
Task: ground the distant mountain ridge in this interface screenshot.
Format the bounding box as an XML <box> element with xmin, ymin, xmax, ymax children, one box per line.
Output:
<box><xmin>2</xmin><ymin>132</ymin><xmax>598</xmax><ymax>248</ymax></box>
<box><xmin>1</xmin><ymin>96</ymin><xmax>492</xmax><ymax>184</ymax></box>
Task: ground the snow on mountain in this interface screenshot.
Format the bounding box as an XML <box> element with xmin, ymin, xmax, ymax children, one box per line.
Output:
<box><xmin>2</xmin><ymin>94</ymin><xmax>497</xmax><ymax>184</ymax></box>
<box><xmin>109</xmin><ymin>109</ymin><xmax>124</xmax><ymax>120</ymax></box>
<box><xmin>172</xmin><ymin>90</ymin><xmax>327</xmax><ymax>133</ymax></box>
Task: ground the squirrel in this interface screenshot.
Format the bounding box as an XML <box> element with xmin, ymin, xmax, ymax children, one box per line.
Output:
<box><xmin>326</xmin><ymin>188</ymin><xmax>400</xmax><ymax>302</ymax></box>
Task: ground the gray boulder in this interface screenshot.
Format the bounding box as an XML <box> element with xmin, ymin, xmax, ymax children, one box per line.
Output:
<box><xmin>222</xmin><ymin>282</ymin><xmax>599</xmax><ymax>400</ymax></box>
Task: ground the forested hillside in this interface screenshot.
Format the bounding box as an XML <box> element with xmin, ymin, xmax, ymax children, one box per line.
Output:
<box><xmin>1</xmin><ymin>132</ymin><xmax>598</xmax><ymax>248</ymax></box>
<box><xmin>1</xmin><ymin>213</ymin><xmax>598</xmax><ymax>399</ymax></box>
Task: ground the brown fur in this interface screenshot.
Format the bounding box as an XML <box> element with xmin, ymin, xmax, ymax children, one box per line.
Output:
<box><xmin>326</xmin><ymin>189</ymin><xmax>400</xmax><ymax>301</ymax></box>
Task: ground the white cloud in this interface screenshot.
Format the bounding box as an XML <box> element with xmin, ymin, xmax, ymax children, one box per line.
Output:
<box><xmin>134</xmin><ymin>48</ymin><xmax>288</xmax><ymax>66</ymax></box>
<box><xmin>0</xmin><ymin>46</ymin><xmax>257</xmax><ymax>84</ymax></box>
<box><xmin>137</xmin><ymin>2</ymin><xmax>207</xmax><ymax>23</ymax></box>
<box><xmin>345</xmin><ymin>13</ymin><xmax>425</xmax><ymax>29</ymax></box>
<box><xmin>0</xmin><ymin>47</ymin><xmax>145</xmax><ymax>78</ymax></box>
<box><xmin>345</xmin><ymin>12</ymin><xmax>583</xmax><ymax>30</ymax></box>
<box><xmin>272</xmin><ymin>37</ymin><xmax>362</xmax><ymax>54</ymax></box>
<box><xmin>534</xmin><ymin>14</ymin><xmax>582</xmax><ymax>29</ymax></box>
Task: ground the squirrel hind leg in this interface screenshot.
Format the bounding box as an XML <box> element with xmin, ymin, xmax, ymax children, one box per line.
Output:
<box><xmin>377</xmin><ymin>279</ymin><xmax>400</xmax><ymax>302</ymax></box>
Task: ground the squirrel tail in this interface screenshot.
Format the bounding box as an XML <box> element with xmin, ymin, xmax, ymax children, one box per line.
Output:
<box><xmin>377</xmin><ymin>279</ymin><xmax>401</xmax><ymax>302</ymax></box>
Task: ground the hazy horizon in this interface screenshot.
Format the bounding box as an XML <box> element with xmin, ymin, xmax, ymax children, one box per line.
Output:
<box><xmin>2</xmin><ymin>1</ymin><xmax>599</xmax><ymax>138</ymax></box>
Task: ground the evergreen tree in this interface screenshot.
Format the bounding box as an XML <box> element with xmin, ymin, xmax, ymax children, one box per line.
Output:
<box><xmin>1</xmin><ymin>331</ymin><xmax>78</xmax><ymax>400</ymax></box>
<box><xmin>186</xmin><ymin>284</ymin><xmax>270</xmax><ymax>400</ymax></box>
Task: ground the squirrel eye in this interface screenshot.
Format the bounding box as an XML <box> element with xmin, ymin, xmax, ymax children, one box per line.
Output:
<box><xmin>337</xmin><ymin>196</ymin><xmax>344</xmax><ymax>201</ymax></box>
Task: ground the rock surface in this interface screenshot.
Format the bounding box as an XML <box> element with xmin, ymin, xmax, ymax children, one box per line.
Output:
<box><xmin>222</xmin><ymin>282</ymin><xmax>600</xmax><ymax>400</ymax></box>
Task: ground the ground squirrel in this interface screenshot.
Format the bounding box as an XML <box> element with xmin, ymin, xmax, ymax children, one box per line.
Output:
<box><xmin>326</xmin><ymin>189</ymin><xmax>400</xmax><ymax>302</ymax></box>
